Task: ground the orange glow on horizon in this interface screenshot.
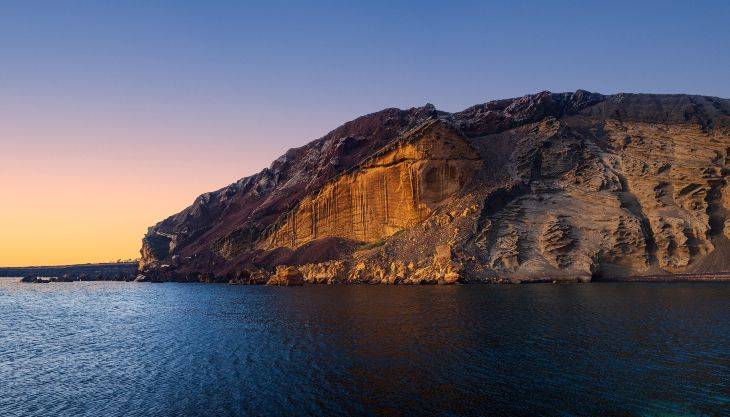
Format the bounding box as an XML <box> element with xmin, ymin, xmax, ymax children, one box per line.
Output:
<box><xmin>0</xmin><ymin>122</ymin><xmax>294</xmax><ymax>267</ymax></box>
<box><xmin>0</xmin><ymin>153</ymin><xmax>242</xmax><ymax>266</ymax></box>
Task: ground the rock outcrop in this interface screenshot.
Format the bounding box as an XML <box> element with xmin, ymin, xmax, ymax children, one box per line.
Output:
<box><xmin>140</xmin><ymin>91</ymin><xmax>730</xmax><ymax>283</ymax></box>
<box><xmin>298</xmin><ymin>261</ymin><xmax>346</xmax><ymax>284</ymax></box>
<box><xmin>266</xmin><ymin>266</ymin><xmax>304</xmax><ymax>286</ymax></box>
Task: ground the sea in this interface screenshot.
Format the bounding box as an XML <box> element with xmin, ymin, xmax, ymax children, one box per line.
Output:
<box><xmin>0</xmin><ymin>279</ymin><xmax>728</xmax><ymax>416</ymax></box>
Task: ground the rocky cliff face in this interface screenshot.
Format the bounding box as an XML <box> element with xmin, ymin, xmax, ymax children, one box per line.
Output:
<box><xmin>140</xmin><ymin>91</ymin><xmax>730</xmax><ymax>283</ymax></box>
<box><xmin>261</xmin><ymin>121</ymin><xmax>481</xmax><ymax>250</ymax></box>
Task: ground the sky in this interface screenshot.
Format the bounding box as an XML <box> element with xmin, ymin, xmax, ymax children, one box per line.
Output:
<box><xmin>1</xmin><ymin>1</ymin><xmax>728</xmax><ymax>266</ymax></box>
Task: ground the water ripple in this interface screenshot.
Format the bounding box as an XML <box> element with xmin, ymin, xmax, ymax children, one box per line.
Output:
<box><xmin>0</xmin><ymin>280</ymin><xmax>728</xmax><ymax>416</ymax></box>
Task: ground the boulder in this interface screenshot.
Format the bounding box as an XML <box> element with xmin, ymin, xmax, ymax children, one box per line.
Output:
<box><xmin>247</xmin><ymin>269</ymin><xmax>268</xmax><ymax>285</ymax></box>
<box><xmin>267</xmin><ymin>266</ymin><xmax>304</xmax><ymax>286</ymax></box>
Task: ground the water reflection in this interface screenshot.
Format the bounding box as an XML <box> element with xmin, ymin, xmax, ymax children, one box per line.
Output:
<box><xmin>0</xmin><ymin>280</ymin><xmax>728</xmax><ymax>416</ymax></box>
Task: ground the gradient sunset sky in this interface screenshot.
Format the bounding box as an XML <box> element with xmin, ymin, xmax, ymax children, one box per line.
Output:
<box><xmin>2</xmin><ymin>1</ymin><xmax>729</xmax><ymax>266</ymax></box>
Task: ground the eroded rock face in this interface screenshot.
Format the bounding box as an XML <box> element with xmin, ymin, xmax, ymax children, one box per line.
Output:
<box><xmin>140</xmin><ymin>91</ymin><xmax>730</xmax><ymax>283</ymax></box>
<box><xmin>539</xmin><ymin>215</ymin><xmax>575</xmax><ymax>268</ymax></box>
<box><xmin>262</xmin><ymin>121</ymin><xmax>480</xmax><ymax>249</ymax></box>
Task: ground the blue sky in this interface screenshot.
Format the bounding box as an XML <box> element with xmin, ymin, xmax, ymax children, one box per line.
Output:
<box><xmin>2</xmin><ymin>1</ymin><xmax>728</xmax><ymax>117</ymax></box>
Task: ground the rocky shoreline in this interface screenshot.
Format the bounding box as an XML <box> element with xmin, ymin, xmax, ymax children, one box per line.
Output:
<box><xmin>596</xmin><ymin>271</ymin><xmax>730</xmax><ymax>283</ymax></box>
<box><xmin>19</xmin><ymin>267</ymin><xmax>730</xmax><ymax>285</ymax></box>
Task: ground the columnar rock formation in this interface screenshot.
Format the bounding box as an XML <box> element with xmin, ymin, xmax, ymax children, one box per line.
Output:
<box><xmin>140</xmin><ymin>91</ymin><xmax>730</xmax><ymax>283</ymax></box>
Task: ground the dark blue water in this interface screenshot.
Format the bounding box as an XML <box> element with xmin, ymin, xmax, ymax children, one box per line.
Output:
<box><xmin>0</xmin><ymin>280</ymin><xmax>727</xmax><ymax>416</ymax></box>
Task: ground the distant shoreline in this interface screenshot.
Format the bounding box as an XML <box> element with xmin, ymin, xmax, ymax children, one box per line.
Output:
<box><xmin>0</xmin><ymin>262</ymin><xmax>138</xmax><ymax>279</ymax></box>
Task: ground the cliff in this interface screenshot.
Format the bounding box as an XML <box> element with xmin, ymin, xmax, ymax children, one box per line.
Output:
<box><xmin>140</xmin><ymin>91</ymin><xmax>730</xmax><ymax>283</ymax></box>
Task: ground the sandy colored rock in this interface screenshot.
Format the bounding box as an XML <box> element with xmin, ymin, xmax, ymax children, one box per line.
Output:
<box><xmin>139</xmin><ymin>91</ymin><xmax>730</xmax><ymax>283</ymax></box>
<box><xmin>262</xmin><ymin>122</ymin><xmax>480</xmax><ymax>249</ymax></box>
<box><xmin>267</xmin><ymin>266</ymin><xmax>304</xmax><ymax>286</ymax></box>
<box><xmin>298</xmin><ymin>261</ymin><xmax>346</xmax><ymax>284</ymax></box>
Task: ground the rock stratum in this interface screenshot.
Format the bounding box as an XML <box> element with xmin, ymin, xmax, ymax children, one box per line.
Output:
<box><xmin>140</xmin><ymin>91</ymin><xmax>730</xmax><ymax>284</ymax></box>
